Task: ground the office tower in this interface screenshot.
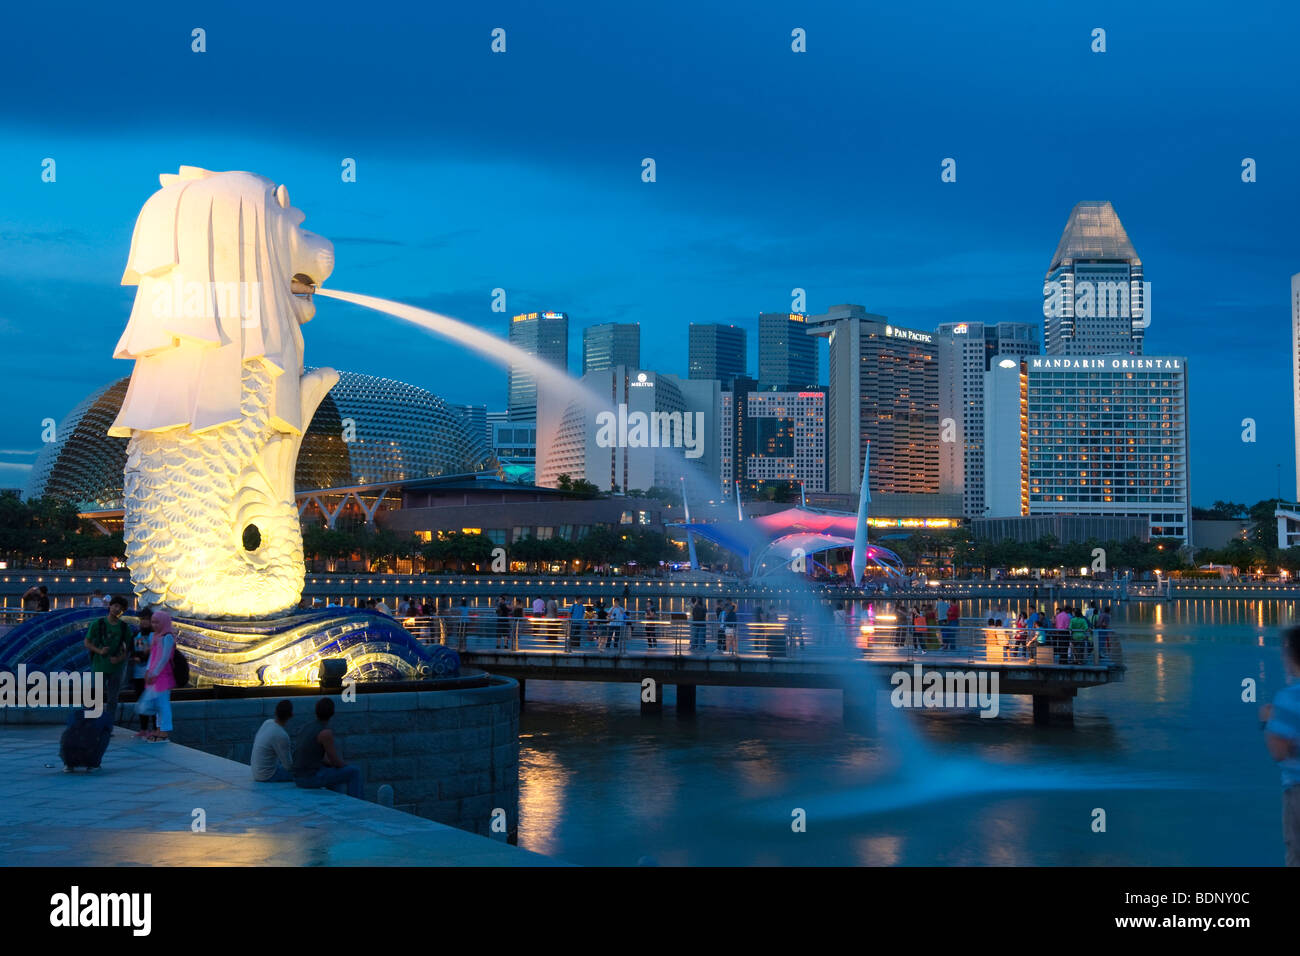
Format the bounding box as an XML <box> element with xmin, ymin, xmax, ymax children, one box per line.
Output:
<box><xmin>582</xmin><ymin>322</ymin><xmax>640</xmax><ymax>375</ymax></box>
<box><xmin>758</xmin><ymin>312</ymin><xmax>818</xmax><ymax>388</ymax></box>
<box><xmin>688</xmin><ymin>323</ymin><xmax>747</xmax><ymax>386</ymax></box>
<box><xmin>537</xmin><ymin>366</ymin><xmax>719</xmax><ymax>493</ymax></box>
<box><xmin>720</xmin><ymin>380</ymin><xmax>826</xmax><ymax>497</ymax></box>
<box><xmin>1293</xmin><ymin>273</ymin><xmax>1300</xmax><ymax>501</ymax></box>
<box><xmin>806</xmin><ymin>305</ymin><xmax>940</xmax><ymax>497</ymax></box>
<box><xmin>937</xmin><ymin>322</ymin><xmax>1039</xmax><ymax>518</ymax></box>
<box><xmin>984</xmin><ymin>354</ymin><xmax>1191</xmax><ymax>543</ymax></box>
<box><xmin>1043</xmin><ymin>201</ymin><xmax>1145</xmax><ymax>355</ymax></box>
<box><xmin>507</xmin><ymin>311</ymin><xmax>569</xmax><ymax>421</ymax></box>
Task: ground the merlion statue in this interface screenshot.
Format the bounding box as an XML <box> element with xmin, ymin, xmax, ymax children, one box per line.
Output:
<box><xmin>109</xmin><ymin>167</ymin><xmax>337</xmax><ymax>619</ymax></box>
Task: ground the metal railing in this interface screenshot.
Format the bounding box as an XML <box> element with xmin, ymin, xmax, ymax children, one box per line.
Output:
<box><xmin>400</xmin><ymin>613</ymin><xmax>1123</xmax><ymax>667</ymax></box>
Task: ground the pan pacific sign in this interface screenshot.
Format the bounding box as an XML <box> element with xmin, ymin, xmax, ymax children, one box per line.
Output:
<box><xmin>883</xmin><ymin>324</ymin><xmax>933</xmax><ymax>344</ymax></box>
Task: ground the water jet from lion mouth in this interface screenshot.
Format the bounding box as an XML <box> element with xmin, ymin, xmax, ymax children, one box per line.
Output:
<box><xmin>313</xmin><ymin>287</ymin><xmax>608</xmax><ymax>413</ymax></box>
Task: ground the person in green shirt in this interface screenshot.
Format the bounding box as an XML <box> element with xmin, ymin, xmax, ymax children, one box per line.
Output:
<box><xmin>83</xmin><ymin>595</ymin><xmax>132</xmax><ymax>706</ymax></box>
<box><xmin>1067</xmin><ymin>607</ymin><xmax>1092</xmax><ymax>664</ymax></box>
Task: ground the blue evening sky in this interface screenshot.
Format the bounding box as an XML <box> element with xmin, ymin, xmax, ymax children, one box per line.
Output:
<box><xmin>1</xmin><ymin>0</ymin><xmax>1296</xmax><ymax>503</ymax></box>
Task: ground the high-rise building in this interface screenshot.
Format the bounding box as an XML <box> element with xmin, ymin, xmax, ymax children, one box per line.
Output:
<box><xmin>984</xmin><ymin>354</ymin><xmax>1191</xmax><ymax>543</ymax></box>
<box><xmin>1293</xmin><ymin>273</ymin><xmax>1300</xmax><ymax>500</ymax></box>
<box><xmin>758</xmin><ymin>312</ymin><xmax>818</xmax><ymax>389</ymax></box>
<box><xmin>720</xmin><ymin>380</ymin><xmax>826</xmax><ymax>497</ymax></box>
<box><xmin>806</xmin><ymin>305</ymin><xmax>940</xmax><ymax>497</ymax></box>
<box><xmin>582</xmin><ymin>322</ymin><xmax>640</xmax><ymax>375</ymax></box>
<box><xmin>688</xmin><ymin>323</ymin><xmax>747</xmax><ymax>386</ymax></box>
<box><xmin>937</xmin><ymin>322</ymin><xmax>1039</xmax><ymax>518</ymax></box>
<box><xmin>507</xmin><ymin>311</ymin><xmax>569</xmax><ymax>421</ymax></box>
<box><xmin>1043</xmin><ymin>201</ymin><xmax>1145</xmax><ymax>356</ymax></box>
<box><xmin>537</xmin><ymin>366</ymin><xmax>720</xmax><ymax>494</ymax></box>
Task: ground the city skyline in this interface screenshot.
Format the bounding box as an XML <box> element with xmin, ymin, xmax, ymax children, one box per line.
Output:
<box><xmin>1</xmin><ymin>1</ymin><xmax>1297</xmax><ymax>505</ymax></box>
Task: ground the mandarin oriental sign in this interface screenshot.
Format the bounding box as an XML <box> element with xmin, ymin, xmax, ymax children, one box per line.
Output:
<box><xmin>1029</xmin><ymin>357</ymin><xmax>1182</xmax><ymax>370</ymax></box>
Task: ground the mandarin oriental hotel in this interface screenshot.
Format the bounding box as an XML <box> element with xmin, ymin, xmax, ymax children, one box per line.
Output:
<box><xmin>983</xmin><ymin>355</ymin><xmax>1191</xmax><ymax>544</ymax></box>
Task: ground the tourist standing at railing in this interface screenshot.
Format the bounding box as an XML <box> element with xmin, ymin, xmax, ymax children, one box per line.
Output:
<box><xmin>495</xmin><ymin>596</ymin><xmax>511</xmax><ymax>649</ymax></box>
<box><xmin>644</xmin><ymin>600</ymin><xmax>659</xmax><ymax>648</ymax></box>
<box><xmin>1012</xmin><ymin>611</ymin><xmax>1029</xmax><ymax>658</ymax></box>
<box><xmin>566</xmin><ymin>598</ymin><xmax>586</xmax><ymax>647</ymax></box>
<box><xmin>1053</xmin><ymin>606</ymin><xmax>1070</xmax><ymax>662</ymax></box>
<box><xmin>943</xmin><ymin>600</ymin><xmax>960</xmax><ymax>650</ymax></box>
<box><xmin>608</xmin><ymin>599</ymin><xmax>628</xmax><ymax>651</ymax></box>
<box><xmin>532</xmin><ymin>595</ymin><xmax>546</xmax><ymax>616</ymax></box>
<box><xmin>719</xmin><ymin>600</ymin><xmax>736</xmax><ymax>653</ymax></box>
<box><xmin>1096</xmin><ymin>606</ymin><xmax>1112</xmax><ymax>659</ymax></box>
<box><xmin>1025</xmin><ymin>606</ymin><xmax>1042</xmax><ymax>652</ymax></box>
<box><xmin>593</xmin><ymin>599</ymin><xmax>609</xmax><ymax>649</ymax></box>
<box><xmin>1067</xmin><ymin>607</ymin><xmax>1091</xmax><ymax>663</ymax></box>
<box><xmin>689</xmin><ymin>596</ymin><xmax>706</xmax><ymax>651</ymax></box>
<box><xmin>911</xmin><ymin>607</ymin><xmax>928</xmax><ymax>655</ymax></box>
<box><xmin>511</xmin><ymin>597</ymin><xmax>524</xmax><ymax>649</ymax></box>
<box><xmin>545</xmin><ymin>597</ymin><xmax>559</xmax><ymax>618</ymax></box>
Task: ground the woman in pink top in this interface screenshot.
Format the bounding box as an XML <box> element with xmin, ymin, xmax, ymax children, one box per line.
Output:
<box><xmin>137</xmin><ymin>610</ymin><xmax>176</xmax><ymax>742</ymax></box>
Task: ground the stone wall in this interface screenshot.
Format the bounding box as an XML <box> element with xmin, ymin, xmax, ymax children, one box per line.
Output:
<box><xmin>114</xmin><ymin>680</ymin><xmax>520</xmax><ymax>840</ymax></box>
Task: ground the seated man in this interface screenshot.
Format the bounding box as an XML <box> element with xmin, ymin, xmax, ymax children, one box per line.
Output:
<box><xmin>292</xmin><ymin>698</ymin><xmax>364</xmax><ymax>799</ymax></box>
<box><xmin>251</xmin><ymin>700</ymin><xmax>295</xmax><ymax>783</ymax></box>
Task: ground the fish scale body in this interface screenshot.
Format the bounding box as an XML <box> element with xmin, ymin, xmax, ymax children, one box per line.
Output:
<box><xmin>122</xmin><ymin>361</ymin><xmax>305</xmax><ymax>618</ymax></box>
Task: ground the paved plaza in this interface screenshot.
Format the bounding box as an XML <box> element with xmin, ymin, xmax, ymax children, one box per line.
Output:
<box><xmin>0</xmin><ymin>725</ymin><xmax>555</xmax><ymax>866</ymax></box>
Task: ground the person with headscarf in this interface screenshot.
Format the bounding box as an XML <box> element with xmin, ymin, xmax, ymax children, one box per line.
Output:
<box><xmin>137</xmin><ymin>610</ymin><xmax>177</xmax><ymax>742</ymax></box>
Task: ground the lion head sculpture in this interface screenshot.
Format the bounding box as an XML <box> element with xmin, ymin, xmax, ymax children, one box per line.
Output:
<box><xmin>109</xmin><ymin>167</ymin><xmax>338</xmax><ymax>619</ymax></box>
<box><xmin>109</xmin><ymin>166</ymin><xmax>335</xmax><ymax>438</ymax></box>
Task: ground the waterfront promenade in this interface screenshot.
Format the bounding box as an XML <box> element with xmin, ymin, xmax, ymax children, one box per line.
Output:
<box><xmin>5</xmin><ymin>569</ymin><xmax>1295</xmax><ymax>614</ymax></box>
<box><xmin>0</xmin><ymin>725</ymin><xmax>554</xmax><ymax>866</ymax></box>
<box><xmin>407</xmin><ymin>615</ymin><xmax>1124</xmax><ymax>724</ymax></box>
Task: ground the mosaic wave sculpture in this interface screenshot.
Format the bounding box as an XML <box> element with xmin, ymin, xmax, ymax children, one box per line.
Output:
<box><xmin>0</xmin><ymin>607</ymin><xmax>459</xmax><ymax>686</ymax></box>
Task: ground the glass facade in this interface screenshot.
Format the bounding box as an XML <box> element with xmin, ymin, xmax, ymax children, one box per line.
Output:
<box><xmin>687</xmin><ymin>323</ymin><xmax>747</xmax><ymax>385</ymax></box>
<box><xmin>27</xmin><ymin>371</ymin><xmax>498</xmax><ymax>510</ymax></box>
<box><xmin>757</xmin><ymin>312</ymin><xmax>817</xmax><ymax>389</ymax></box>
<box><xmin>582</xmin><ymin>322</ymin><xmax>640</xmax><ymax>375</ymax></box>
<box><xmin>1023</xmin><ymin>356</ymin><xmax>1189</xmax><ymax>541</ymax></box>
<box><xmin>507</xmin><ymin>311</ymin><xmax>569</xmax><ymax>420</ymax></box>
<box><xmin>720</xmin><ymin>384</ymin><xmax>826</xmax><ymax>495</ymax></box>
<box><xmin>1044</xmin><ymin>201</ymin><xmax>1145</xmax><ymax>356</ymax></box>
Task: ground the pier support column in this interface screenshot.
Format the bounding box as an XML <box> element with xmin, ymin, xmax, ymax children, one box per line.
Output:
<box><xmin>676</xmin><ymin>684</ymin><xmax>697</xmax><ymax>716</ymax></box>
<box><xmin>1031</xmin><ymin>691</ymin><xmax>1075</xmax><ymax>726</ymax></box>
<box><xmin>842</xmin><ymin>687</ymin><xmax>877</xmax><ymax>732</ymax></box>
<box><xmin>518</xmin><ymin>678</ymin><xmax>525</xmax><ymax>710</ymax></box>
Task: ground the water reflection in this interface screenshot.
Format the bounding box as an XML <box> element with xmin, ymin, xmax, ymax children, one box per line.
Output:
<box><xmin>515</xmin><ymin>599</ymin><xmax>1287</xmax><ymax>865</ymax></box>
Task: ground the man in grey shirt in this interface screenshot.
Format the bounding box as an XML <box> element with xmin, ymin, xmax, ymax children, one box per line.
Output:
<box><xmin>251</xmin><ymin>700</ymin><xmax>295</xmax><ymax>782</ymax></box>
